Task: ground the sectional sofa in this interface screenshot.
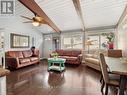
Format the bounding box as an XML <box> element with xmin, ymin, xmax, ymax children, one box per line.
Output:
<box><xmin>5</xmin><ymin>50</ymin><xmax>40</xmax><ymax>69</ymax></box>
<box><xmin>84</xmin><ymin>49</ymin><xmax>122</xmax><ymax>71</ymax></box>
<box><xmin>51</xmin><ymin>49</ymin><xmax>82</xmax><ymax>65</ymax></box>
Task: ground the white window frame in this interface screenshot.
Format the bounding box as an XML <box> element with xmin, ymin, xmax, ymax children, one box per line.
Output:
<box><xmin>62</xmin><ymin>34</ymin><xmax>83</xmax><ymax>49</ymax></box>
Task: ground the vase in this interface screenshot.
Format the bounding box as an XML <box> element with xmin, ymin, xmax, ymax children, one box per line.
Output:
<box><xmin>108</xmin><ymin>42</ymin><xmax>114</xmax><ymax>49</ymax></box>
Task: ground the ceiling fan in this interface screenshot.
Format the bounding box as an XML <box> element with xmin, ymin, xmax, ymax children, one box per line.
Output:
<box><xmin>21</xmin><ymin>15</ymin><xmax>48</xmax><ymax>26</ymax></box>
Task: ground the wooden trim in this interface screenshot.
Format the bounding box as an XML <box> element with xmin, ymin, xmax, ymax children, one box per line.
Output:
<box><xmin>18</xmin><ymin>0</ymin><xmax>61</xmax><ymax>33</ymax></box>
<box><xmin>72</xmin><ymin>0</ymin><xmax>85</xmax><ymax>31</ymax></box>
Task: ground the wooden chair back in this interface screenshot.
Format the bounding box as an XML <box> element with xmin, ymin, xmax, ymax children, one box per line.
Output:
<box><xmin>99</xmin><ymin>53</ymin><xmax>109</xmax><ymax>83</ymax></box>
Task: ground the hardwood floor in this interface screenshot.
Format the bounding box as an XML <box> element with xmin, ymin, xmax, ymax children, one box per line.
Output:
<box><xmin>6</xmin><ymin>61</ymin><xmax>103</xmax><ymax>95</ymax></box>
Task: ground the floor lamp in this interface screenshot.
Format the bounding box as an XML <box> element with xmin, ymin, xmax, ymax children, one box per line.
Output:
<box><xmin>85</xmin><ymin>41</ymin><xmax>94</xmax><ymax>54</ymax></box>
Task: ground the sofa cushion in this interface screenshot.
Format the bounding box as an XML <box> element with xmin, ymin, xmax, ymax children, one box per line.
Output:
<box><xmin>63</xmin><ymin>50</ymin><xmax>72</xmax><ymax>56</ymax></box>
<box><xmin>19</xmin><ymin>58</ymin><xmax>30</xmax><ymax>64</ymax></box>
<box><xmin>85</xmin><ymin>53</ymin><xmax>98</xmax><ymax>59</ymax></box>
<box><xmin>59</xmin><ymin>56</ymin><xmax>77</xmax><ymax>61</ymax></box>
<box><xmin>56</xmin><ymin>50</ymin><xmax>64</xmax><ymax>56</ymax></box>
<box><xmin>7</xmin><ymin>51</ymin><xmax>24</xmax><ymax>58</ymax></box>
<box><xmin>92</xmin><ymin>54</ymin><xmax>99</xmax><ymax>59</ymax></box>
<box><xmin>85</xmin><ymin>58</ymin><xmax>100</xmax><ymax>65</ymax></box>
<box><xmin>58</xmin><ymin>56</ymin><xmax>68</xmax><ymax>59</ymax></box>
<box><xmin>71</xmin><ymin>51</ymin><xmax>81</xmax><ymax>57</ymax></box>
<box><xmin>85</xmin><ymin>54</ymin><xmax>94</xmax><ymax>58</ymax></box>
<box><xmin>91</xmin><ymin>49</ymin><xmax>107</xmax><ymax>59</ymax></box>
<box><xmin>66</xmin><ymin>56</ymin><xmax>77</xmax><ymax>61</ymax></box>
<box><xmin>22</xmin><ymin>50</ymin><xmax>32</xmax><ymax>58</ymax></box>
<box><xmin>30</xmin><ymin>57</ymin><xmax>38</xmax><ymax>62</ymax></box>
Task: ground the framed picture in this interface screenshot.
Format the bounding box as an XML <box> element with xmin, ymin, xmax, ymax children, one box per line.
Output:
<box><xmin>10</xmin><ymin>33</ymin><xmax>29</xmax><ymax>48</ymax></box>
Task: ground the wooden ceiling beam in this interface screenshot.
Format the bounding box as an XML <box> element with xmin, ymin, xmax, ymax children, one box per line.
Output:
<box><xmin>18</xmin><ymin>0</ymin><xmax>61</xmax><ymax>33</ymax></box>
<box><xmin>72</xmin><ymin>0</ymin><xmax>85</xmax><ymax>31</ymax></box>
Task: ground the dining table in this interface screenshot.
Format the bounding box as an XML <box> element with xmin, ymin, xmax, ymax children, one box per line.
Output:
<box><xmin>105</xmin><ymin>57</ymin><xmax>127</xmax><ymax>95</ymax></box>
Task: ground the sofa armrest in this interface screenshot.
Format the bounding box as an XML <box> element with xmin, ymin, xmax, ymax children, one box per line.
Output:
<box><xmin>32</xmin><ymin>50</ymin><xmax>40</xmax><ymax>60</ymax></box>
<box><xmin>50</xmin><ymin>54</ymin><xmax>53</xmax><ymax>58</ymax></box>
<box><xmin>5</xmin><ymin>57</ymin><xmax>19</xmax><ymax>68</ymax></box>
<box><xmin>78</xmin><ymin>54</ymin><xmax>83</xmax><ymax>62</ymax></box>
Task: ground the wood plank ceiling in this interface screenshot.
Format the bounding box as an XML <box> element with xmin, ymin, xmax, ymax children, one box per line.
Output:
<box><xmin>18</xmin><ymin>0</ymin><xmax>127</xmax><ymax>33</ymax></box>
<box><xmin>80</xmin><ymin>0</ymin><xmax>127</xmax><ymax>29</ymax></box>
<box><xmin>15</xmin><ymin>1</ymin><xmax>53</xmax><ymax>34</ymax></box>
<box><xmin>35</xmin><ymin>0</ymin><xmax>82</xmax><ymax>32</ymax></box>
<box><xmin>19</xmin><ymin>0</ymin><xmax>61</xmax><ymax>33</ymax></box>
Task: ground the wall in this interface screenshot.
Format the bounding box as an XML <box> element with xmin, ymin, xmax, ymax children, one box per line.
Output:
<box><xmin>0</xmin><ymin>16</ymin><xmax>43</xmax><ymax>57</ymax></box>
<box><xmin>43</xmin><ymin>34</ymin><xmax>53</xmax><ymax>58</ymax></box>
<box><xmin>43</xmin><ymin>33</ymin><xmax>61</xmax><ymax>58</ymax></box>
<box><xmin>117</xmin><ymin>15</ymin><xmax>127</xmax><ymax>56</ymax></box>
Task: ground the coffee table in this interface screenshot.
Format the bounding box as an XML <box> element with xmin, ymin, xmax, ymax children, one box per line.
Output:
<box><xmin>48</xmin><ymin>58</ymin><xmax>66</xmax><ymax>72</ymax></box>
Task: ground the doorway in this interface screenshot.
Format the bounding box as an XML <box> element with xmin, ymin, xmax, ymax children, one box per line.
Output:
<box><xmin>53</xmin><ymin>37</ymin><xmax>60</xmax><ymax>50</ymax></box>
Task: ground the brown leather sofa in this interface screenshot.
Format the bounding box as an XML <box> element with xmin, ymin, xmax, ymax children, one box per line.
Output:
<box><xmin>84</xmin><ymin>49</ymin><xmax>122</xmax><ymax>71</ymax></box>
<box><xmin>51</xmin><ymin>50</ymin><xmax>82</xmax><ymax>65</ymax></box>
<box><xmin>5</xmin><ymin>50</ymin><xmax>40</xmax><ymax>69</ymax></box>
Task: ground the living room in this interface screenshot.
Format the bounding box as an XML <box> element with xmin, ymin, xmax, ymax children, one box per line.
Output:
<box><xmin>0</xmin><ymin>0</ymin><xmax>127</xmax><ymax>95</ymax></box>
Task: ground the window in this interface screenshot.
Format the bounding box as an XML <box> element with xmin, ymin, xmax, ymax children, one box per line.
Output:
<box><xmin>86</xmin><ymin>34</ymin><xmax>108</xmax><ymax>51</ymax></box>
<box><xmin>73</xmin><ymin>36</ymin><xmax>83</xmax><ymax>49</ymax></box>
<box><xmin>63</xmin><ymin>37</ymin><xmax>72</xmax><ymax>49</ymax></box>
<box><xmin>86</xmin><ymin>35</ymin><xmax>99</xmax><ymax>50</ymax></box>
<box><xmin>100</xmin><ymin>35</ymin><xmax>107</xmax><ymax>49</ymax></box>
<box><xmin>63</xmin><ymin>35</ymin><xmax>83</xmax><ymax>49</ymax></box>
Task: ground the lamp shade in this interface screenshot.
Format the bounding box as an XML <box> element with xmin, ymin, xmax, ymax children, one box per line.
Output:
<box><xmin>85</xmin><ymin>40</ymin><xmax>94</xmax><ymax>46</ymax></box>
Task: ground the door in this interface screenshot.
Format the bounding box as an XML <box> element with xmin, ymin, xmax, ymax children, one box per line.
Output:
<box><xmin>53</xmin><ymin>37</ymin><xmax>60</xmax><ymax>51</ymax></box>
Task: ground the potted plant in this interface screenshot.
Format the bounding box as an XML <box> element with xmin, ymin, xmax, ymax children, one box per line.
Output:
<box><xmin>51</xmin><ymin>52</ymin><xmax>59</xmax><ymax>58</ymax></box>
<box><xmin>102</xmin><ymin>32</ymin><xmax>115</xmax><ymax>49</ymax></box>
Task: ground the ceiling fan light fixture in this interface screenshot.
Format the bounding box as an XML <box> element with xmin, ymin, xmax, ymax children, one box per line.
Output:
<box><xmin>32</xmin><ymin>21</ymin><xmax>40</xmax><ymax>26</ymax></box>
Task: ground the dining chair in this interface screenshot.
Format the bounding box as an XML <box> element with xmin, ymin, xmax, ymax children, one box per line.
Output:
<box><xmin>100</xmin><ymin>50</ymin><xmax>122</xmax><ymax>84</ymax></box>
<box><xmin>99</xmin><ymin>53</ymin><xmax>120</xmax><ymax>95</ymax></box>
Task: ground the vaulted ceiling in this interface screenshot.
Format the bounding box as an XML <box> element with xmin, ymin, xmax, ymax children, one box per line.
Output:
<box><xmin>18</xmin><ymin>0</ymin><xmax>127</xmax><ymax>33</ymax></box>
<box><xmin>35</xmin><ymin>0</ymin><xmax>83</xmax><ymax>31</ymax></box>
<box><xmin>81</xmin><ymin>0</ymin><xmax>127</xmax><ymax>28</ymax></box>
<box><xmin>15</xmin><ymin>0</ymin><xmax>54</xmax><ymax>34</ymax></box>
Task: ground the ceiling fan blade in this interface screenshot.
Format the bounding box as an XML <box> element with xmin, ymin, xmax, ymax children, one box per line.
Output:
<box><xmin>21</xmin><ymin>15</ymin><xmax>33</xmax><ymax>20</ymax></box>
<box><xmin>23</xmin><ymin>21</ymin><xmax>33</xmax><ymax>23</ymax></box>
